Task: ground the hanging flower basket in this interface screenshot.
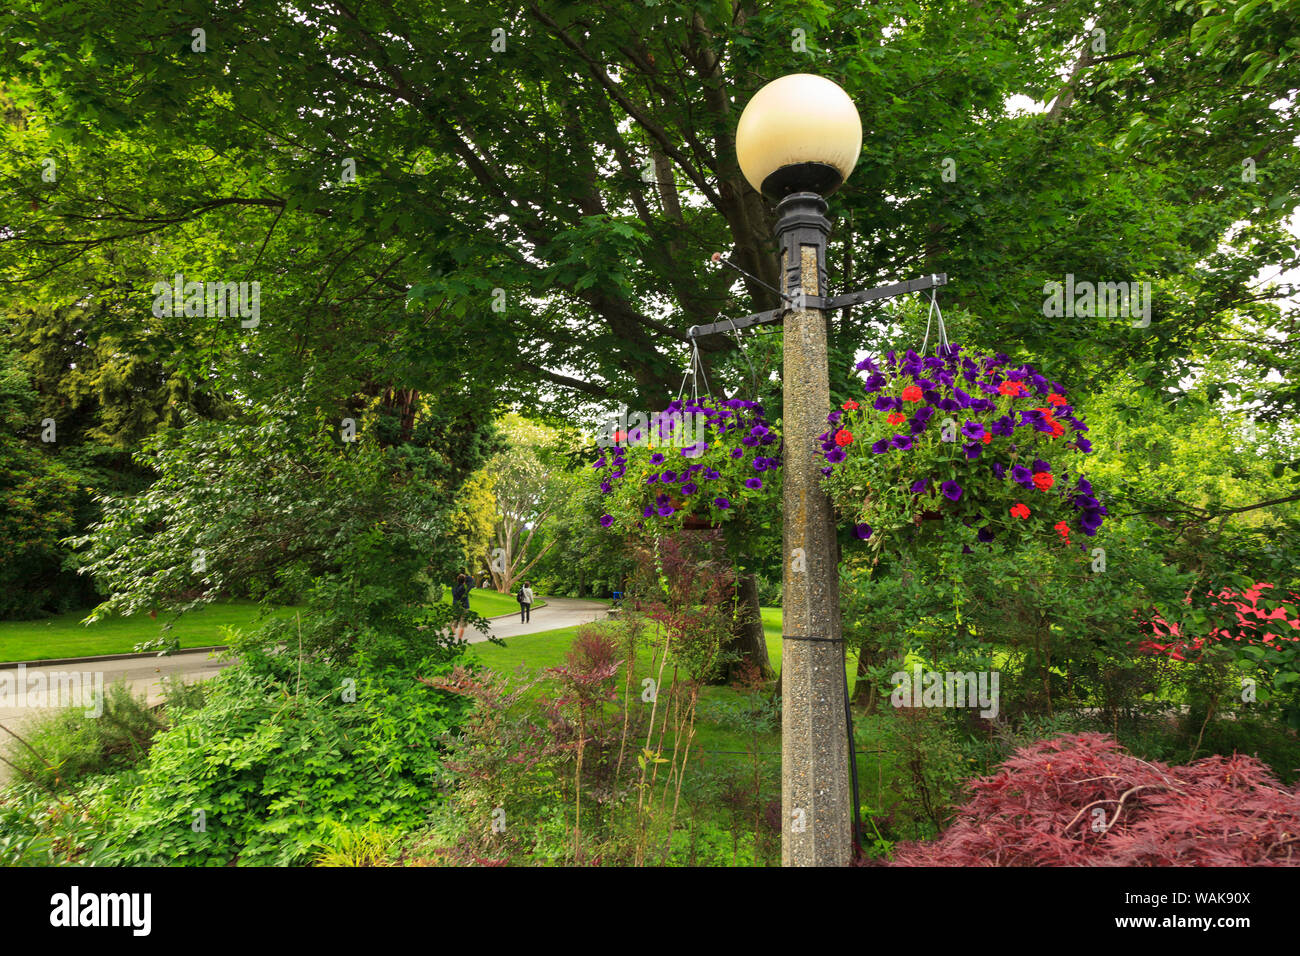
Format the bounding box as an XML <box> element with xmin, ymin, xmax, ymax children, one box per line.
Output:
<box><xmin>820</xmin><ymin>344</ymin><xmax>1107</xmax><ymax>549</ymax></box>
<box><xmin>593</xmin><ymin>397</ymin><xmax>781</xmax><ymax>535</ymax></box>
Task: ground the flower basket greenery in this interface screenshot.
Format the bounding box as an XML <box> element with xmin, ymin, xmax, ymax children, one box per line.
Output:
<box><xmin>592</xmin><ymin>398</ymin><xmax>781</xmax><ymax>535</ymax></box>
<box><xmin>819</xmin><ymin>344</ymin><xmax>1106</xmax><ymax>551</ymax></box>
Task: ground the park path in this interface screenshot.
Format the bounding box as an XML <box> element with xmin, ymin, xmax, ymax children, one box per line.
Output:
<box><xmin>0</xmin><ymin>597</ymin><xmax>608</xmax><ymax>768</ymax></box>
<box><xmin>466</xmin><ymin>596</ymin><xmax>609</xmax><ymax>643</ymax></box>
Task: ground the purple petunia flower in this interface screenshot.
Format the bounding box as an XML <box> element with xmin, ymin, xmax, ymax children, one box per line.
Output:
<box><xmin>642</xmin><ymin>505</ymin><xmax>654</xmax><ymax>517</ymax></box>
<box><xmin>991</xmin><ymin>462</ymin><xmax>1007</xmax><ymax>479</ymax></box>
<box><xmin>600</xmin><ymin>480</ymin><xmax>612</xmax><ymax>493</ymax></box>
<box><xmin>714</xmin><ymin>497</ymin><xmax>731</xmax><ymax>509</ymax></box>
<box><xmin>941</xmin><ymin>480</ymin><xmax>963</xmax><ymax>501</ymax></box>
<box><xmin>1075</xmin><ymin>438</ymin><xmax>1093</xmax><ymax>453</ymax></box>
<box><xmin>871</xmin><ymin>439</ymin><xmax>891</xmax><ymax>454</ymax></box>
<box><xmin>599</xmin><ymin>514</ymin><xmax>614</xmax><ymax>528</ymax></box>
<box><xmin>745</xmin><ymin>477</ymin><xmax>763</xmax><ymax>490</ymax></box>
<box><xmin>646</xmin><ymin>473</ymin><xmax>660</xmax><ymax>484</ymax></box>
<box><xmin>753</xmin><ymin>458</ymin><xmax>768</xmax><ymax>472</ymax></box>
<box><xmin>962</xmin><ymin>442</ymin><xmax>982</xmax><ymax>460</ymax></box>
<box><xmin>662</xmin><ymin>470</ymin><xmax>677</xmax><ymax>482</ymax></box>
<box><xmin>657</xmin><ymin>505</ymin><xmax>676</xmax><ymax>517</ymax></box>
<box><xmin>650</xmin><ymin>452</ymin><xmax>665</xmax><ymax>465</ymax></box>
<box><xmin>854</xmin><ymin>523</ymin><xmax>873</xmax><ymax>539</ymax></box>
<box><xmin>977</xmin><ymin>526</ymin><xmax>995</xmax><ymax>542</ymax></box>
<box><xmin>826</xmin><ymin>447</ymin><xmax>847</xmax><ymax>464</ymax></box>
<box><xmin>681</xmin><ymin>482</ymin><xmax>697</xmax><ymax>495</ymax></box>
<box><xmin>1011</xmin><ymin>464</ymin><xmax>1033</xmax><ymax>487</ymax></box>
<box><xmin>961</xmin><ymin>421</ymin><xmax>985</xmax><ymax>441</ymax></box>
<box><xmin>1032</xmin><ymin>459</ymin><xmax>1050</xmax><ymax>474</ymax></box>
<box><xmin>892</xmin><ymin>434</ymin><xmax>914</xmax><ymax>451</ymax></box>
<box><xmin>731</xmin><ymin>447</ymin><xmax>744</xmax><ymax>459</ymax></box>
<box><xmin>910</xmin><ymin>478</ymin><xmax>930</xmax><ymax>494</ymax></box>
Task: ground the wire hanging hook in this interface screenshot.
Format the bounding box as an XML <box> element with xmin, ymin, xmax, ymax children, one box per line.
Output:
<box><xmin>918</xmin><ymin>285</ymin><xmax>949</xmax><ymax>356</ymax></box>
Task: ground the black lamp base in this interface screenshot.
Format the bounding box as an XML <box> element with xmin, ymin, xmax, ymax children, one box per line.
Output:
<box><xmin>760</xmin><ymin>162</ymin><xmax>844</xmax><ymax>200</ymax></box>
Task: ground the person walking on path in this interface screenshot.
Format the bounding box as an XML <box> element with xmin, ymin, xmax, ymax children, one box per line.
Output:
<box><xmin>451</xmin><ymin>573</ymin><xmax>471</xmax><ymax>641</ymax></box>
<box><xmin>519</xmin><ymin>581</ymin><xmax>535</xmax><ymax>623</ymax></box>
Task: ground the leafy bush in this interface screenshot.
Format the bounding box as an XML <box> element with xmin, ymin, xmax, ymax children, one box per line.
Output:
<box><xmin>71</xmin><ymin>401</ymin><xmax>490</xmax><ymax>664</ymax></box>
<box><xmin>98</xmin><ymin>648</ymin><xmax>470</xmax><ymax>865</ymax></box>
<box><xmin>0</xmin><ymin>777</ymin><xmax>122</xmax><ymax>866</ymax></box>
<box><xmin>2</xmin><ymin>681</ymin><xmax>165</xmax><ymax>789</ymax></box>
<box><xmin>887</xmin><ymin>733</ymin><xmax>1300</xmax><ymax>866</ymax></box>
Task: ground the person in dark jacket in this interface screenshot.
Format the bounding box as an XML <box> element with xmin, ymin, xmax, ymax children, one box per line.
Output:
<box><xmin>518</xmin><ymin>581</ymin><xmax>534</xmax><ymax>623</ymax></box>
<box><xmin>451</xmin><ymin>573</ymin><xmax>470</xmax><ymax>641</ymax></box>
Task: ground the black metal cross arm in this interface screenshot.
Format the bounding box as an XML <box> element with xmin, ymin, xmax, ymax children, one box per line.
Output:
<box><xmin>687</xmin><ymin>273</ymin><xmax>948</xmax><ymax>341</ymax></box>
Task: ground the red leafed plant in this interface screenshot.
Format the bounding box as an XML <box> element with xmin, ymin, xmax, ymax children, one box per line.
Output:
<box><xmin>1137</xmin><ymin>583</ymin><xmax>1300</xmax><ymax>662</ymax></box>
<box><xmin>886</xmin><ymin>733</ymin><xmax>1300</xmax><ymax>866</ymax></box>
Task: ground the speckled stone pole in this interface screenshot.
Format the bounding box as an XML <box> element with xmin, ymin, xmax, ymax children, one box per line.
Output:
<box><xmin>778</xmin><ymin>191</ymin><xmax>852</xmax><ymax>867</ymax></box>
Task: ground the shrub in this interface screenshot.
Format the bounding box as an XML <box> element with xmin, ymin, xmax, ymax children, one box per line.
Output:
<box><xmin>887</xmin><ymin>732</ymin><xmax>1300</xmax><ymax>866</ymax></box>
<box><xmin>99</xmin><ymin>648</ymin><xmax>470</xmax><ymax>865</ymax></box>
<box><xmin>2</xmin><ymin>681</ymin><xmax>165</xmax><ymax>790</ymax></box>
<box><xmin>0</xmin><ymin>777</ymin><xmax>122</xmax><ymax>866</ymax></box>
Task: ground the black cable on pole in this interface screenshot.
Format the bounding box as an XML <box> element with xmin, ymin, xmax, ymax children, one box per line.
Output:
<box><xmin>843</xmin><ymin>656</ymin><xmax>864</xmax><ymax>860</ymax></box>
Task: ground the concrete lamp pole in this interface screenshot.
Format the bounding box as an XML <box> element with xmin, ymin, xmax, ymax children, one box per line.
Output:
<box><xmin>688</xmin><ymin>74</ymin><xmax>947</xmax><ymax>865</ymax></box>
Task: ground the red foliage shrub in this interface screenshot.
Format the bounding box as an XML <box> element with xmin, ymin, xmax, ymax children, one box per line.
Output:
<box><xmin>887</xmin><ymin>733</ymin><xmax>1300</xmax><ymax>866</ymax></box>
<box><xmin>1137</xmin><ymin>583</ymin><xmax>1300</xmax><ymax>662</ymax></box>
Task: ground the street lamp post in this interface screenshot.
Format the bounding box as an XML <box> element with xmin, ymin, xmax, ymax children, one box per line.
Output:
<box><xmin>689</xmin><ymin>74</ymin><xmax>947</xmax><ymax>866</ymax></box>
<box><xmin>736</xmin><ymin>74</ymin><xmax>860</xmax><ymax>866</ymax></box>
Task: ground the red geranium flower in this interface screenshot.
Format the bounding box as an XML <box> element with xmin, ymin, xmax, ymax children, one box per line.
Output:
<box><xmin>901</xmin><ymin>385</ymin><xmax>923</xmax><ymax>403</ymax></box>
<box><xmin>998</xmin><ymin>380</ymin><xmax>1026</xmax><ymax>397</ymax></box>
<box><xmin>1011</xmin><ymin>503</ymin><xmax>1030</xmax><ymax>519</ymax></box>
<box><xmin>887</xmin><ymin>412</ymin><xmax>906</xmax><ymax>426</ymax></box>
<box><xmin>1032</xmin><ymin>472</ymin><xmax>1055</xmax><ymax>491</ymax></box>
<box><xmin>843</xmin><ymin>400</ymin><xmax>860</xmax><ymax>410</ymax></box>
<box><xmin>981</xmin><ymin>432</ymin><xmax>992</xmax><ymax>445</ymax></box>
<box><xmin>1047</xmin><ymin>393</ymin><xmax>1067</xmax><ymax>406</ymax></box>
<box><xmin>834</xmin><ymin>429</ymin><xmax>853</xmax><ymax>447</ymax></box>
<box><xmin>1053</xmin><ymin>521</ymin><xmax>1071</xmax><ymax>540</ymax></box>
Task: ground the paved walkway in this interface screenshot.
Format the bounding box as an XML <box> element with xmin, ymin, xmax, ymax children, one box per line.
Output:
<box><xmin>466</xmin><ymin>596</ymin><xmax>609</xmax><ymax>643</ymax></box>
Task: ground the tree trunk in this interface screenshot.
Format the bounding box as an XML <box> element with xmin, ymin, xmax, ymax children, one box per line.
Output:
<box><xmin>721</xmin><ymin>572</ymin><xmax>773</xmax><ymax>682</ymax></box>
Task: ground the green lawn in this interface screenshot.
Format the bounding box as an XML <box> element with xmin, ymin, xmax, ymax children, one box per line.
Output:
<box><xmin>0</xmin><ymin>600</ymin><xmax>293</xmax><ymax>663</ymax></box>
<box><xmin>472</xmin><ymin>606</ymin><xmax>853</xmax><ymax>689</ymax></box>
<box><xmin>0</xmin><ymin>589</ymin><xmax>547</xmax><ymax>663</ymax></box>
